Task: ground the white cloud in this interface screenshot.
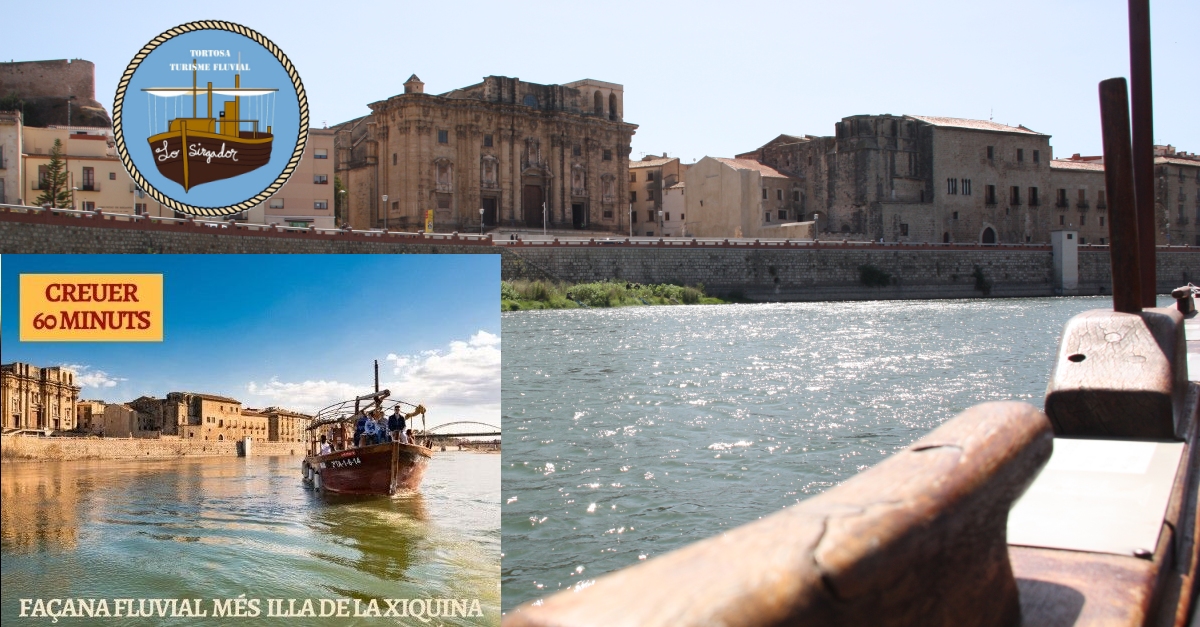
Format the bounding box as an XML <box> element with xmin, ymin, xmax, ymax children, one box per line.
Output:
<box><xmin>244</xmin><ymin>378</ymin><xmax>364</xmax><ymax>413</ymax></box>
<box><xmin>244</xmin><ymin>330</ymin><xmax>500</xmax><ymax>419</ymax></box>
<box><xmin>383</xmin><ymin>330</ymin><xmax>501</xmax><ymax>408</ymax></box>
<box><xmin>60</xmin><ymin>363</ymin><xmax>126</xmax><ymax>389</ymax></box>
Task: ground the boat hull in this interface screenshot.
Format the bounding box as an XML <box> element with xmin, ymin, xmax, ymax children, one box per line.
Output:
<box><xmin>303</xmin><ymin>441</ymin><xmax>432</xmax><ymax>496</ymax></box>
<box><xmin>147</xmin><ymin>130</ymin><xmax>272</xmax><ymax>191</ymax></box>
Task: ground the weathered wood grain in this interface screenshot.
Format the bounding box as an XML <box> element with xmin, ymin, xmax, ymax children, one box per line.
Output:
<box><xmin>1044</xmin><ymin>307</ymin><xmax>1187</xmax><ymax>439</ymax></box>
<box><xmin>503</xmin><ymin>402</ymin><xmax>1052</xmax><ymax>627</ymax></box>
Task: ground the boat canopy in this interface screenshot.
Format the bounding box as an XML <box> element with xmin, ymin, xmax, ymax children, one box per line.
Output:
<box><xmin>142</xmin><ymin>87</ymin><xmax>278</xmax><ymax>97</ymax></box>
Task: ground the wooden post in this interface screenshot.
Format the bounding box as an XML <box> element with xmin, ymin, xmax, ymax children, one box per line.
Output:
<box><xmin>1128</xmin><ymin>0</ymin><xmax>1157</xmax><ymax>306</ymax></box>
<box><xmin>1098</xmin><ymin>78</ymin><xmax>1141</xmax><ymax>314</ymax></box>
<box><xmin>1045</xmin><ymin>78</ymin><xmax>1188</xmax><ymax>439</ymax></box>
<box><xmin>504</xmin><ymin>402</ymin><xmax>1053</xmax><ymax>627</ymax></box>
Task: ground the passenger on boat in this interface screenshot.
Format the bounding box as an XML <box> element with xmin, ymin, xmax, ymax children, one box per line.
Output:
<box><xmin>406</xmin><ymin>428</ymin><xmax>416</xmax><ymax>447</ymax></box>
<box><xmin>374</xmin><ymin>410</ymin><xmax>389</xmax><ymax>444</ymax></box>
<box><xmin>353</xmin><ymin>412</ymin><xmax>369</xmax><ymax>447</ymax></box>
<box><xmin>361</xmin><ymin>415</ymin><xmax>380</xmax><ymax>446</ymax></box>
<box><xmin>319</xmin><ymin>435</ymin><xmax>332</xmax><ymax>455</ymax></box>
<box><xmin>389</xmin><ymin>406</ymin><xmax>407</xmax><ymax>444</ymax></box>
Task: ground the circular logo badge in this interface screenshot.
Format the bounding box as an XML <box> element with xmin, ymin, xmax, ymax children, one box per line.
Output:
<box><xmin>113</xmin><ymin>21</ymin><xmax>308</xmax><ymax>217</ymax></box>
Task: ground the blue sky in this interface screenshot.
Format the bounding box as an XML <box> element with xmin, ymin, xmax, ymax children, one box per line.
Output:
<box><xmin>0</xmin><ymin>255</ymin><xmax>501</xmax><ymax>427</ymax></box>
<box><xmin>2</xmin><ymin>0</ymin><xmax>1196</xmax><ymax>164</ymax></box>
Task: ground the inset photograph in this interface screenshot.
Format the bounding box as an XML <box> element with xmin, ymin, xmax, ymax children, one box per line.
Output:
<box><xmin>1</xmin><ymin>254</ymin><xmax>500</xmax><ymax>626</ymax></box>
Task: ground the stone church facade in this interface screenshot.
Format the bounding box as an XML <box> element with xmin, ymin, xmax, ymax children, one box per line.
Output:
<box><xmin>335</xmin><ymin>75</ymin><xmax>637</xmax><ymax>232</ymax></box>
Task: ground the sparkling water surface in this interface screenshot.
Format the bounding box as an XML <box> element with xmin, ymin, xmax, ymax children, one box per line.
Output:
<box><xmin>500</xmin><ymin>296</ymin><xmax>1171</xmax><ymax>612</ymax></box>
<box><xmin>2</xmin><ymin>452</ymin><xmax>499</xmax><ymax>626</ymax></box>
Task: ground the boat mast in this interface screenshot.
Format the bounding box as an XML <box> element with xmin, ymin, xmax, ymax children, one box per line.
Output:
<box><xmin>192</xmin><ymin>58</ymin><xmax>197</xmax><ymax>119</ymax></box>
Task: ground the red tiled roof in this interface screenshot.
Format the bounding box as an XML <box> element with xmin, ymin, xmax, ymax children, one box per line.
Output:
<box><xmin>907</xmin><ymin>115</ymin><xmax>1046</xmax><ymax>135</ymax></box>
<box><xmin>1050</xmin><ymin>160</ymin><xmax>1105</xmax><ymax>172</ymax></box>
<box><xmin>712</xmin><ymin>158</ymin><xmax>794</xmax><ymax>179</ymax></box>
<box><xmin>630</xmin><ymin>157</ymin><xmax>675</xmax><ymax>169</ymax></box>
<box><xmin>1157</xmin><ymin>157</ymin><xmax>1200</xmax><ymax>167</ymax></box>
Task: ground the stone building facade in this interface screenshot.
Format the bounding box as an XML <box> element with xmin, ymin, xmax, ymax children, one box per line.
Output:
<box><xmin>628</xmin><ymin>155</ymin><xmax>684</xmax><ymax>236</ymax></box>
<box><xmin>335</xmin><ymin>74</ymin><xmax>636</xmax><ymax>232</ymax></box>
<box><xmin>738</xmin><ymin>115</ymin><xmax>1198</xmax><ymax>246</ymax></box>
<box><xmin>263</xmin><ymin>407</ymin><xmax>311</xmax><ymax>443</ymax></box>
<box><xmin>127</xmin><ymin>393</ymin><xmax>309</xmax><ymax>442</ymax></box>
<box><xmin>1156</xmin><ymin>147</ymin><xmax>1200</xmax><ymax>246</ymax></box>
<box><xmin>682</xmin><ymin>157</ymin><xmax>806</xmax><ymax>239</ymax></box>
<box><xmin>1</xmin><ymin>362</ymin><xmax>80</xmax><ymax>432</ymax></box>
<box><xmin>75</xmin><ymin>399</ymin><xmax>106</xmax><ymax>433</ymax></box>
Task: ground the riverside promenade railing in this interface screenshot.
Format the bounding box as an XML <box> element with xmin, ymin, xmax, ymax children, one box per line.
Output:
<box><xmin>0</xmin><ymin>204</ymin><xmax>496</xmax><ymax>246</ymax></box>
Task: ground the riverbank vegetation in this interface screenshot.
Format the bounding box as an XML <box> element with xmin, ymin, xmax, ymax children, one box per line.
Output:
<box><xmin>502</xmin><ymin>280</ymin><xmax>726</xmax><ymax>311</ymax></box>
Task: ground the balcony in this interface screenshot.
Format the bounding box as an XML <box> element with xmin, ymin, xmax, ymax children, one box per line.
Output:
<box><xmin>1056</xmin><ymin>200</ymin><xmax>1069</xmax><ymax>209</ymax></box>
<box><xmin>1076</xmin><ymin>200</ymin><xmax>1090</xmax><ymax>210</ymax></box>
<box><xmin>81</xmin><ymin>184</ymin><xmax>99</xmax><ymax>192</ymax></box>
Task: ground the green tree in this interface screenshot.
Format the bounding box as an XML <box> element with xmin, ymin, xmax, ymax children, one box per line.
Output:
<box><xmin>35</xmin><ymin>139</ymin><xmax>72</xmax><ymax>208</ymax></box>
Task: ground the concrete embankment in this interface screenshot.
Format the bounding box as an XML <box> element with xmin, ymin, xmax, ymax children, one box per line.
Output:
<box><xmin>1</xmin><ymin>435</ymin><xmax>306</xmax><ymax>461</ymax></box>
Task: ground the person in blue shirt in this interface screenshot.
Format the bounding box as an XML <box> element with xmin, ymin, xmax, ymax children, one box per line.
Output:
<box><xmin>353</xmin><ymin>412</ymin><xmax>369</xmax><ymax>447</ymax></box>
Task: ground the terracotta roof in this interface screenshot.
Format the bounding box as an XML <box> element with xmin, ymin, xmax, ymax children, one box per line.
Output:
<box><xmin>630</xmin><ymin>157</ymin><xmax>675</xmax><ymax>169</ymax></box>
<box><xmin>182</xmin><ymin>392</ymin><xmax>242</xmax><ymax>405</ymax></box>
<box><xmin>1050</xmin><ymin>160</ymin><xmax>1105</xmax><ymax>171</ymax></box>
<box><xmin>907</xmin><ymin>115</ymin><xmax>1046</xmax><ymax>136</ymax></box>
<box><xmin>1156</xmin><ymin>157</ymin><xmax>1200</xmax><ymax>167</ymax></box>
<box><xmin>712</xmin><ymin>158</ymin><xmax>795</xmax><ymax>179</ymax></box>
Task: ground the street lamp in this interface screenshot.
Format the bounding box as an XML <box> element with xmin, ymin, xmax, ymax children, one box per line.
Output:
<box><xmin>479</xmin><ymin>207</ymin><xmax>485</xmax><ymax>235</ymax></box>
<box><xmin>657</xmin><ymin>209</ymin><xmax>663</xmax><ymax>237</ymax></box>
<box><xmin>338</xmin><ymin>189</ymin><xmax>347</xmax><ymax>228</ymax></box>
<box><xmin>381</xmin><ymin>194</ymin><xmax>388</xmax><ymax>231</ymax></box>
<box><xmin>629</xmin><ymin>202</ymin><xmax>633</xmax><ymax>237</ymax></box>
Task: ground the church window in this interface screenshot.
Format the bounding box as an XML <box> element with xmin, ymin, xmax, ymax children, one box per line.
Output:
<box><xmin>603</xmin><ymin>150</ymin><xmax>612</xmax><ymax>161</ymax></box>
<box><xmin>594</xmin><ymin>91</ymin><xmax>604</xmax><ymax>116</ymax></box>
<box><xmin>900</xmin><ymin>223</ymin><xmax>909</xmax><ymax>236</ymax></box>
<box><xmin>393</xmin><ymin>153</ymin><xmax>397</xmax><ymax>166</ymax></box>
<box><xmin>609</xmin><ymin>93</ymin><xmax>618</xmax><ymax>120</ymax></box>
<box><xmin>483</xmin><ymin>134</ymin><xmax>493</xmax><ymax>147</ymax></box>
<box><xmin>573</xmin><ymin>145</ymin><xmax>581</xmax><ymax>156</ymax></box>
<box><xmin>438</xmin><ymin>130</ymin><xmax>449</xmax><ymax>144</ymax></box>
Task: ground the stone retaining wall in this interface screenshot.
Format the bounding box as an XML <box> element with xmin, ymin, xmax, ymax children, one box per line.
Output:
<box><xmin>1</xmin><ymin>434</ymin><xmax>306</xmax><ymax>461</ymax></box>
<box><xmin>503</xmin><ymin>246</ymin><xmax>1198</xmax><ymax>301</ymax></box>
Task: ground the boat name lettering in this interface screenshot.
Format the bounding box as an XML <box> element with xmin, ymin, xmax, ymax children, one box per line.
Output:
<box><xmin>154</xmin><ymin>141</ymin><xmax>180</xmax><ymax>163</ymax></box>
<box><xmin>188</xmin><ymin>143</ymin><xmax>239</xmax><ymax>164</ymax></box>
<box><xmin>328</xmin><ymin>457</ymin><xmax>361</xmax><ymax>469</ymax></box>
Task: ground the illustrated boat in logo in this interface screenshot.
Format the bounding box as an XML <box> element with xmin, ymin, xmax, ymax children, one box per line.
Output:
<box><xmin>143</xmin><ymin>60</ymin><xmax>277</xmax><ymax>191</ymax></box>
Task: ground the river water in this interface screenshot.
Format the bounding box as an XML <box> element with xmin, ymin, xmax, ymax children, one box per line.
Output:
<box><xmin>500</xmin><ymin>295</ymin><xmax>1175</xmax><ymax>612</ymax></box>
<box><xmin>1</xmin><ymin>452</ymin><xmax>499</xmax><ymax>626</ymax></box>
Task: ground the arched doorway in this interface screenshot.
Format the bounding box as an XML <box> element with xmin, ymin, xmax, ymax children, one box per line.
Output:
<box><xmin>981</xmin><ymin>227</ymin><xmax>997</xmax><ymax>244</ymax></box>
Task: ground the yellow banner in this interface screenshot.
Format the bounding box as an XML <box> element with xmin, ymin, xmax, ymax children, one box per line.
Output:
<box><xmin>19</xmin><ymin>274</ymin><xmax>164</xmax><ymax>342</ymax></box>
<box><xmin>425</xmin><ymin>209</ymin><xmax>435</xmax><ymax>233</ymax></box>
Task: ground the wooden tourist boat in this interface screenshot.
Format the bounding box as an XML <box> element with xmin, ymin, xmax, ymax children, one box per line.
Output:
<box><xmin>143</xmin><ymin>59</ymin><xmax>276</xmax><ymax>191</ymax></box>
<box><xmin>504</xmin><ymin>5</ymin><xmax>1200</xmax><ymax>625</ymax></box>
<box><xmin>302</xmin><ymin>362</ymin><xmax>433</xmax><ymax>496</ymax></box>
